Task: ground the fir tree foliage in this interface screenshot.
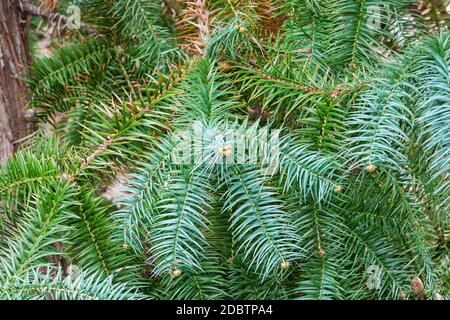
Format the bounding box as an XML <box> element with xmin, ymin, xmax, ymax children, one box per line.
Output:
<box><xmin>0</xmin><ymin>0</ymin><xmax>448</xmax><ymax>300</ymax></box>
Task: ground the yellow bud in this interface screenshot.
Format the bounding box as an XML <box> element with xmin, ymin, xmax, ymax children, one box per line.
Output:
<box><xmin>123</xmin><ymin>243</ymin><xmax>129</xmax><ymax>249</ymax></box>
<box><xmin>334</xmin><ymin>185</ymin><xmax>343</xmax><ymax>193</ymax></box>
<box><xmin>239</xmin><ymin>26</ymin><xmax>247</xmax><ymax>33</ymax></box>
<box><xmin>319</xmin><ymin>248</ymin><xmax>326</xmax><ymax>257</ymax></box>
<box><xmin>280</xmin><ymin>260</ymin><xmax>290</xmax><ymax>270</ymax></box>
<box><xmin>171</xmin><ymin>268</ymin><xmax>182</xmax><ymax>278</ymax></box>
<box><xmin>365</xmin><ymin>163</ymin><xmax>377</xmax><ymax>173</ymax></box>
<box><xmin>218</xmin><ymin>145</ymin><xmax>233</xmax><ymax>157</ymax></box>
<box><xmin>223</xmin><ymin>149</ymin><xmax>232</xmax><ymax>157</ymax></box>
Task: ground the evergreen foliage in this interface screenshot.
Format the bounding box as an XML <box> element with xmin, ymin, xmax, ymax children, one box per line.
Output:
<box><xmin>1</xmin><ymin>0</ymin><xmax>448</xmax><ymax>300</ymax></box>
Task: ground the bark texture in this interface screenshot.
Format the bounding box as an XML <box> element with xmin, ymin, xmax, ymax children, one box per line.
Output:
<box><xmin>0</xmin><ymin>0</ymin><xmax>31</xmax><ymax>164</ymax></box>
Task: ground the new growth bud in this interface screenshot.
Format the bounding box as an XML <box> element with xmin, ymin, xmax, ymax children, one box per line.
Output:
<box><xmin>365</xmin><ymin>163</ymin><xmax>377</xmax><ymax>173</ymax></box>
<box><xmin>171</xmin><ymin>268</ymin><xmax>182</xmax><ymax>278</ymax></box>
<box><xmin>280</xmin><ymin>260</ymin><xmax>290</xmax><ymax>270</ymax></box>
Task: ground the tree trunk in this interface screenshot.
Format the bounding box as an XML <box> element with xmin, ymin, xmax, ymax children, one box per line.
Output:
<box><xmin>0</xmin><ymin>0</ymin><xmax>31</xmax><ymax>164</ymax></box>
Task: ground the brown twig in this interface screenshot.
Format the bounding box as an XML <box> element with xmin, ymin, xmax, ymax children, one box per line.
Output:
<box><xmin>177</xmin><ymin>0</ymin><xmax>210</xmax><ymax>56</ymax></box>
<box><xmin>19</xmin><ymin>0</ymin><xmax>96</xmax><ymax>34</ymax></box>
